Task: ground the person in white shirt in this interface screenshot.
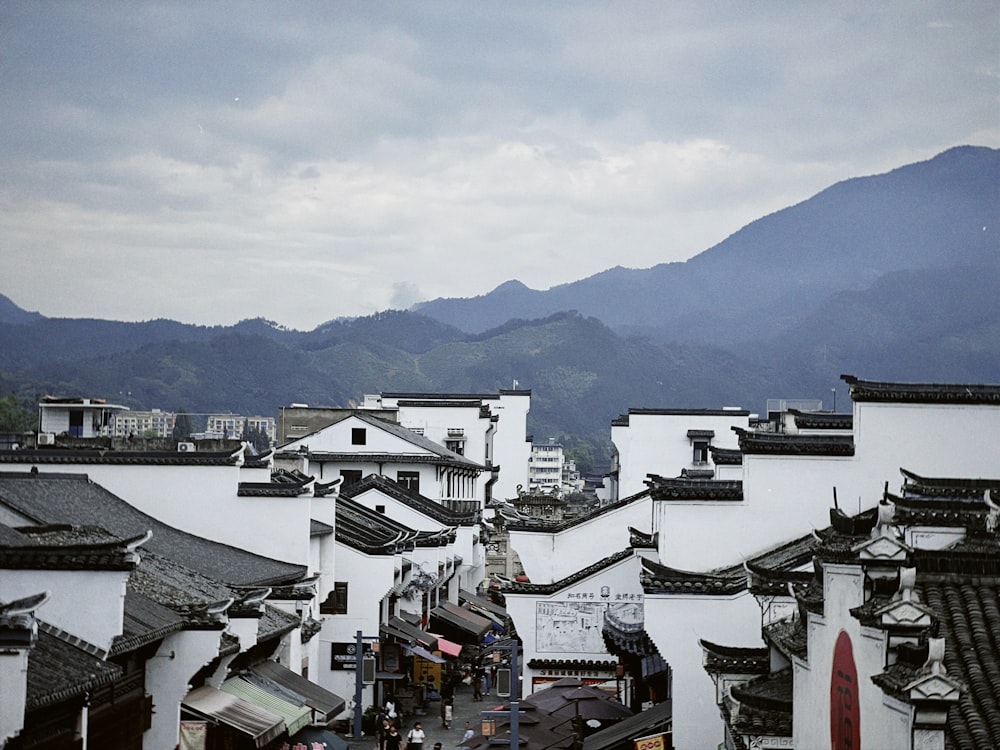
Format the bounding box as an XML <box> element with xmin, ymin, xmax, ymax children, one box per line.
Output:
<box><xmin>457</xmin><ymin>722</ymin><xmax>474</xmax><ymax>750</ymax></box>
<box><xmin>406</xmin><ymin>722</ymin><xmax>425</xmax><ymax>750</ymax></box>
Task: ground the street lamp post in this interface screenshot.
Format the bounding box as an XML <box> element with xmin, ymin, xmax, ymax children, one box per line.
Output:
<box><xmin>354</xmin><ymin>629</ymin><xmax>380</xmax><ymax>739</ymax></box>
<box><xmin>483</xmin><ymin>642</ymin><xmax>521</xmax><ymax>748</ymax></box>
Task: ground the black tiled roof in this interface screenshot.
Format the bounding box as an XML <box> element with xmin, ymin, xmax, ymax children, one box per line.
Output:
<box><xmin>700</xmin><ymin>640</ymin><xmax>770</xmax><ymax>675</ymax></box>
<box><xmin>26</xmin><ymin>628</ymin><xmax>122</xmax><ymax>710</ymax></box>
<box><xmin>645</xmin><ymin>475</ymin><xmax>743</xmax><ymax>501</ymax></box>
<box><xmin>709</xmin><ymin>446</ymin><xmax>742</xmax><ymax>465</ymax></box>
<box><xmin>728</xmin><ymin>669</ymin><xmax>793</xmax><ymax>738</ymax></box>
<box><xmin>111</xmin><ymin>589</ymin><xmax>185</xmax><ymax>655</ymax></box>
<box><xmin>842</xmin><ymin>374</ymin><xmax>1000</xmax><ymax>404</ymax></box>
<box><xmin>0</xmin><ymin>524</ymin><xmax>143</xmax><ymax>571</ymax></box>
<box><xmin>763</xmin><ymin>618</ymin><xmax>808</xmax><ymax>662</ymax></box>
<box><xmin>0</xmin><ymin>448</ymin><xmax>243</xmax><ymax>466</ymax></box>
<box><xmin>789</xmin><ymin>410</ymin><xmax>853</xmax><ymax>430</ymax></box>
<box><xmin>335</xmin><ymin>496</ymin><xmax>418</xmax><ymax>554</ymax></box>
<box><xmin>505</xmin><ymin>489</ymin><xmax>650</xmax><ymax>533</ymax></box>
<box><xmin>641</xmin><ymin>557</ymin><xmax>745</xmax><ymax>595</ymax></box>
<box><xmin>506</xmin><ymin>549</ymin><xmax>634</xmax><ymax>595</ymax></box>
<box><xmin>0</xmin><ymin>472</ymin><xmax>305</xmax><ymax>587</ymax></box>
<box><xmin>341</xmin><ymin>474</ymin><xmax>479</xmax><ymax>525</ymax></box>
<box><xmin>735</xmin><ymin>429</ymin><xmax>855</xmax><ymax>456</ymax></box>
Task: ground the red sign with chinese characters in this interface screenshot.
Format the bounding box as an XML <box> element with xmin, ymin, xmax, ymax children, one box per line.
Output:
<box><xmin>830</xmin><ymin>630</ymin><xmax>861</xmax><ymax>750</ymax></box>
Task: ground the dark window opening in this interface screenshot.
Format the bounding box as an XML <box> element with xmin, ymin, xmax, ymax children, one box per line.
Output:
<box><xmin>351</xmin><ymin>427</ymin><xmax>367</xmax><ymax>445</ymax></box>
<box><xmin>397</xmin><ymin>471</ymin><xmax>420</xmax><ymax>494</ymax></box>
<box><xmin>340</xmin><ymin>469</ymin><xmax>362</xmax><ymax>487</ymax></box>
<box><xmin>693</xmin><ymin>440</ymin><xmax>710</xmax><ymax>464</ymax></box>
<box><xmin>69</xmin><ymin>409</ymin><xmax>84</xmax><ymax>438</ymax></box>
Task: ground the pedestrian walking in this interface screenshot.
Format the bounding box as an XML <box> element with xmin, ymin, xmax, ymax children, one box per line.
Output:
<box><xmin>472</xmin><ymin>671</ymin><xmax>483</xmax><ymax>701</ymax></box>
<box><xmin>383</xmin><ymin>725</ymin><xmax>403</xmax><ymax>750</ymax></box>
<box><xmin>440</xmin><ymin>695</ymin><xmax>453</xmax><ymax>728</ymax></box>
<box><xmin>406</xmin><ymin>722</ymin><xmax>426</xmax><ymax>750</ymax></box>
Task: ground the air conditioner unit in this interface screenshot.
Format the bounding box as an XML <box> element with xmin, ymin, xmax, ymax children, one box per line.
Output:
<box><xmin>177</xmin><ymin>442</ymin><xmax>196</xmax><ymax>453</ymax></box>
<box><xmin>37</xmin><ymin>433</ymin><xmax>56</xmax><ymax>446</ymax></box>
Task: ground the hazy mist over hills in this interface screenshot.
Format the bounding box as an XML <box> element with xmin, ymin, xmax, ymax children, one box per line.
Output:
<box><xmin>2</xmin><ymin>146</ymin><xmax>998</xmax><ymax>470</ymax></box>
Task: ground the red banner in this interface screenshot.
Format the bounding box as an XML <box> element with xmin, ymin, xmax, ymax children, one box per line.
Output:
<box><xmin>830</xmin><ymin>630</ymin><xmax>861</xmax><ymax>750</ymax></box>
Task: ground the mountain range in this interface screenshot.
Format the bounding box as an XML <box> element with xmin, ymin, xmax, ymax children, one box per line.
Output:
<box><xmin>2</xmin><ymin>146</ymin><xmax>998</xmax><ymax>472</ymax></box>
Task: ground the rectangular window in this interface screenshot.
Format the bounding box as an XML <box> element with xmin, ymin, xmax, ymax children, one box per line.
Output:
<box><xmin>320</xmin><ymin>582</ymin><xmax>349</xmax><ymax>615</ymax></box>
<box><xmin>445</xmin><ymin>440</ymin><xmax>464</xmax><ymax>455</ymax></box>
<box><xmin>693</xmin><ymin>440</ymin><xmax>710</xmax><ymax>464</ymax></box>
<box><xmin>397</xmin><ymin>471</ymin><xmax>420</xmax><ymax>494</ymax></box>
<box><xmin>351</xmin><ymin>427</ymin><xmax>366</xmax><ymax>445</ymax></box>
<box><xmin>340</xmin><ymin>469</ymin><xmax>362</xmax><ymax>487</ymax></box>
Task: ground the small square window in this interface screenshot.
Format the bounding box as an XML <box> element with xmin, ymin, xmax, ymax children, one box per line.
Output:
<box><xmin>341</xmin><ymin>470</ymin><xmax>362</xmax><ymax>487</ymax></box>
<box><xmin>351</xmin><ymin>427</ymin><xmax>366</xmax><ymax>445</ymax></box>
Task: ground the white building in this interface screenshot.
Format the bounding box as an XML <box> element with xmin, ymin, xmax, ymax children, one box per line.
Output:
<box><xmin>503</xmin><ymin>375</ymin><xmax>1000</xmax><ymax>750</ymax></box>
<box><xmin>609</xmin><ymin>407</ymin><xmax>751</xmax><ymax>501</ymax></box>
<box><xmin>529</xmin><ymin>439</ymin><xmax>564</xmax><ymax>493</ymax></box>
<box><xmin>369</xmin><ymin>389</ymin><xmax>532</xmax><ymax>504</ymax></box>
<box><xmin>111</xmin><ymin>408</ymin><xmax>176</xmax><ymax>437</ymax></box>
<box><xmin>277</xmin><ymin>410</ymin><xmax>485</xmax><ymax>508</ymax></box>
<box><xmin>37</xmin><ymin>396</ymin><xmax>128</xmax><ymax>439</ymax></box>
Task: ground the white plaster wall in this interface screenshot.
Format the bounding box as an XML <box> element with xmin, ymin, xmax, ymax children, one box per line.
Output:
<box><xmin>0</xmin><ymin>569</ymin><xmax>127</xmax><ymax>653</ymax></box>
<box><xmin>396</xmin><ymin>402</ymin><xmax>489</xmax><ymax>462</ymax></box>
<box><xmin>146</xmin><ymin>628</ymin><xmax>224</xmax><ymax>750</ymax></box>
<box><xmin>854</xmin><ymin>401</ymin><xmax>1000</xmax><ymax>492</ymax></box>
<box><xmin>509</xmin><ymin>495</ymin><xmax>652</xmax><ymax>584</ymax></box>
<box><xmin>654</xmin><ymin>455</ymin><xmax>855</xmax><ymax>570</ymax></box>
<box><xmin>286</xmin><ymin>415</ymin><xmax>437</xmax><ymax>455</ymax></box>
<box><xmin>493</xmin><ymin>393</ymin><xmax>531</xmax><ymax>502</ymax></box>
<box><xmin>319</xmin><ymin>545</ymin><xmax>396</xmax><ymax>700</ymax></box>
<box><xmin>613</xmin><ymin>411</ymin><xmax>749</xmax><ymax>499</ymax></box>
<box><xmin>312</xmin><ymin>493</ymin><xmax>337</xmax><ymax>601</ymax></box>
<box><xmin>642</xmin><ymin>591</ymin><xmax>763</xmax><ymax>750</ymax></box>
<box><xmin>0</xmin><ymin>649</ymin><xmax>29</xmax><ymax>745</ymax></box>
<box><xmin>793</xmin><ymin>564</ymin><xmax>910</xmax><ymax>750</ymax></box>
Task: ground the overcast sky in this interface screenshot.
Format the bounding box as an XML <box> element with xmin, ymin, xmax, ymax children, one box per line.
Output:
<box><xmin>2</xmin><ymin>2</ymin><xmax>997</xmax><ymax>331</ymax></box>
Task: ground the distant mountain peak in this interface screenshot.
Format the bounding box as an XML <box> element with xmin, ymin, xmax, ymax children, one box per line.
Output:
<box><xmin>0</xmin><ymin>294</ymin><xmax>44</xmax><ymax>325</ymax></box>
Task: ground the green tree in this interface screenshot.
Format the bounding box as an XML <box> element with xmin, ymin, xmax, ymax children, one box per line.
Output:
<box><xmin>173</xmin><ymin>410</ymin><xmax>193</xmax><ymax>440</ymax></box>
<box><xmin>0</xmin><ymin>394</ymin><xmax>35</xmax><ymax>432</ymax></box>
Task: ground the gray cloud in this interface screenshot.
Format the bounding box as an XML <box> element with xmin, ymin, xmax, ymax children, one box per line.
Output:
<box><xmin>1</xmin><ymin>1</ymin><xmax>997</xmax><ymax>330</ymax></box>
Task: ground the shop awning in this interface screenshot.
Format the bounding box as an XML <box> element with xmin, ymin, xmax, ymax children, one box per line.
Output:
<box><xmin>221</xmin><ymin>676</ymin><xmax>312</xmax><ymax>736</ymax></box>
<box><xmin>182</xmin><ymin>686</ymin><xmax>285</xmax><ymax>749</ymax></box>
<box><xmin>459</xmin><ymin>589</ymin><xmax>508</xmax><ymax>619</ymax></box>
<box><xmin>429</xmin><ymin>602</ymin><xmax>492</xmax><ymax>641</ymax></box>
<box><xmin>250</xmin><ymin>661</ymin><xmax>346</xmax><ymax>719</ymax></box>
<box><xmin>403</xmin><ymin>644</ymin><xmax>446</xmax><ymax>664</ymax></box>
<box><xmin>388</xmin><ymin>616</ymin><xmax>439</xmax><ymax>650</ymax></box>
<box><xmin>431</xmin><ymin>634</ymin><xmax>463</xmax><ymax>657</ymax></box>
<box><xmin>380</xmin><ymin>617</ymin><xmax>439</xmax><ymax>650</ymax></box>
